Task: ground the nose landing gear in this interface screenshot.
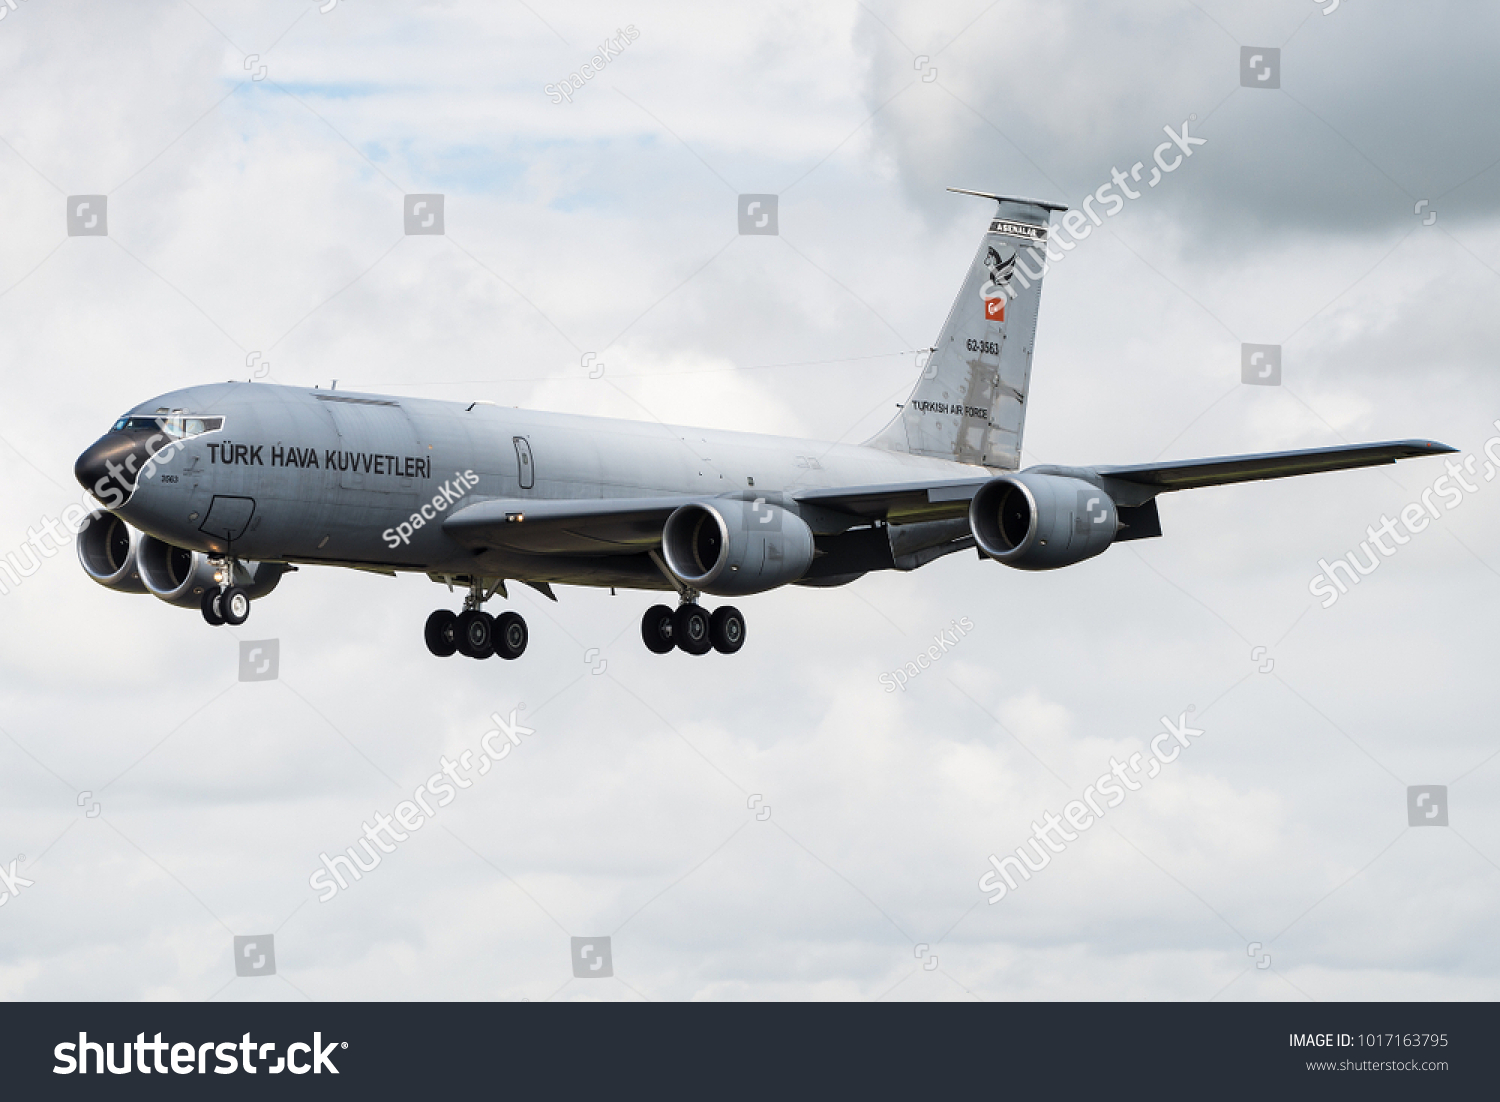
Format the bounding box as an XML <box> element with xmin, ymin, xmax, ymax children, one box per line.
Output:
<box><xmin>425</xmin><ymin>577</ymin><xmax>527</xmax><ymax>661</ymax></box>
<box><xmin>200</xmin><ymin>557</ymin><xmax>250</xmax><ymax>626</ymax></box>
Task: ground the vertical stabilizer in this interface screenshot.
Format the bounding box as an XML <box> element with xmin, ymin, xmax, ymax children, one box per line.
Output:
<box><xmin>866</xmin><ymin>190</ymin><xmax>1065</xmax><ymax>469</ymax></box>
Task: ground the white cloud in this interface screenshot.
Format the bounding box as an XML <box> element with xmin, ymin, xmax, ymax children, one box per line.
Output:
<box><xmin>0</xmin><ymin>0</ymin><xmax>1496</xmax><ymax>1002</ymax></box>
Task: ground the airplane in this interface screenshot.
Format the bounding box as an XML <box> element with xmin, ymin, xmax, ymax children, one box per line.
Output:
<box><xmin>73</xmin><ymin>189</ymin><xmax>1455</xmax><ymax>660</ymax></box>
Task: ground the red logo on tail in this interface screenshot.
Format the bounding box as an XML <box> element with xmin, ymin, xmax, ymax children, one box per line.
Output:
<box><xmin>983</xmin><ymin>296</ymin><xmax>1005</xmax><ymax>322</ymax></box>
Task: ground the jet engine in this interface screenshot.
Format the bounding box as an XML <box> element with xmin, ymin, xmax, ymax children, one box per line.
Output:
<box><xmin>969</xmin><ymin>472</ymin><xmax>1118</xmax><ymax>570</ymax></box>
<box><xmin>661</xmin><ymin>500</ymin><xmax>815</xmax><ymax>595</ymax></box>
<box><xmin>136</xmin><ymin>534</ymin><xmax>289</xmax><ymax>608</ymax></box>
<box><xmin>76</xmin><ymin>512</ymin><xmax>148</xmax><ymax>593</ymax></box>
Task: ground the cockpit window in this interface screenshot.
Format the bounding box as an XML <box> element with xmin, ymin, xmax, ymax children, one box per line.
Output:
<box><xmin>111</xmin><ymin>414</ymin><xmax>224</xmax><ymax>437</ymax></box>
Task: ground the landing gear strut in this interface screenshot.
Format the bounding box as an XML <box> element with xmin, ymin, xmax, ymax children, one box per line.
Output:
<box><xmin>640</xmin><ymin>587</ymin><xmax>746</xmax><ymax>656</ymax></box>
<box><xmin>426</xmin><ymin>577</ymin><xmax>527</xmax><ymax>661</ymax></box>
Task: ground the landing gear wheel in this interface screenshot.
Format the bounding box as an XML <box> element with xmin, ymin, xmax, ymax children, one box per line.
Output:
<box><xmin>673</xmin><ymin>603</ymin><xmax>712</xmax><ymax>655</ymax></box>
<box><xmin>455</xmin><ymin>610</ymin><xmax>494</xmax><ymax>658</ymax></box>
<box><xmin>220</xmin><ymin>586</ymin><xmax>250</xmax><ymax>626</ymax></box>
<box><xmin>710</xmin><ymin>606</ymin><xmax>746</xmax><ymax>654</ymax></box>
<box><xmin>641</xmin><ymin>604</ymin><xmax>676</xmax><ymax>654</ymax></box>
<box><xmin>424</xmin><ymin>610</ymin><xmax>458</xmax><ymax>657</ymax></box>
<box><xmin>492</xmin><ymin>611</ymin><xmax>528</xmax><ymax>660</ymax></box>
<box><xmin>200</xmin><ymin>587</ymin><xmax>224</xmax><ymax>626</ymax></box>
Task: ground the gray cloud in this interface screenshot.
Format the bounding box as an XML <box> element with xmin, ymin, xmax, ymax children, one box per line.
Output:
<box><xmin>859</xmin><ymin>0</ymin><xmax>1500</xmax><ymax>241</ymax></box>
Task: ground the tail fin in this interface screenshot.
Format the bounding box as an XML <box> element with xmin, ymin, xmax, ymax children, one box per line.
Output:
<box><xmin>866</xmin><ymin>189</ymin><xmax>1066</xmax><ymax>470</ymax></box>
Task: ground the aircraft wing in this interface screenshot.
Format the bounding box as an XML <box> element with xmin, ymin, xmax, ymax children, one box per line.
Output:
<box><xmin>1078</xmin><ymin>439</ymin><xmax>1457</xmax><ymax>491</ymax></box>
<box><xmin>444</xmin><ymin>440</ymin><xmax>1456</xmax><ymax>554</ymax></box>
<box><xmin>795</xmin><ymin>439</ymin><xmax>1457</xmax><ymax>521</ymax></box>
<box><xmin>443</xmin><ymin>496</ymin><xmax>690</xmax><ymax>555</ymax></box>
<box><xmin>444</xmin><ymin>482</ymin><xmax>991</xmax><ymax>553</ymax></box>
<box><xmin>793</xmin><ymin>478</ymin><xmax>987</xmax><ymax>524</ymax></box>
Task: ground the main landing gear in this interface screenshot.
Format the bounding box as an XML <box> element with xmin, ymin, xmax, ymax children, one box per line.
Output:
<box><xmin>200</xmin><ymin>557</ymin><xmax>250</xmax><ymax>627</ymax></box>
<box><xmin>425</xmin><ymin>578</ymin><xmax>528</xmax><ymax>661</ymax></box>
<box><xmin>641</xmin><ymin>591</ymin><xmax>745</xmax><ymax>656</ymax></box>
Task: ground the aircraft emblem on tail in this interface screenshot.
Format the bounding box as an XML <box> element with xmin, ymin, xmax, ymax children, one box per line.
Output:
<box><xmin>980</xmin><ymin>244</ymin><xmax>1017</xmax><ymax>322</ymax></box>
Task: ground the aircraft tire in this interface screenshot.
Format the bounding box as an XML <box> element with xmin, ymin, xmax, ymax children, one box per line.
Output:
<box><xmin>456</xmin><ymin>610</ymin><xmax>494</xmax><ymax>659</ymax></box>
<box><xmin>493</xmin><ymin>611</ymin><xmax>528</xmax><ymax>660</ymax></box>
<box><xmin>709</xmin><ymin>606</ymin><xmax>745</xmax><ymax>654</ymax></box>
<box><xmin>220</xmin><ymin>586</ymin><xmax>250</xmax><ymax>626</ymax></box>
<box><xmin>673</xmin><ymin>603</ymin><xmax>713</xmax><ymax>656</ymax></box>
<box><xmin>200</xmin><ymin>587</ymin><xmax>225</xmax><ymax>626</ymax></box>
<box><xmin>424</xmin><ymin>610</ymin><xmax>458</xmax><ymax>657</ymax></box>
<box><xmin>641</xmin><ymin>604</ymin><xmax>676</xmax><ymax>654</ymax></box>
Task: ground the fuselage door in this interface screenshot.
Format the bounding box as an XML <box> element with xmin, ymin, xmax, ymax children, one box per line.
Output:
<box><xmin>318</xmin><ymin>395</ymin><xmax>421</xmax><ymax>492</ymax></box>
<box><xmin>514</xmin><ymin>436</ymin><xmax>534</xmax><ymax>490</ymax></box>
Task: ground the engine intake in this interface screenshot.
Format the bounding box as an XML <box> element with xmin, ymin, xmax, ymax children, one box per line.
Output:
<box><xmin>76</xmin><ymin>512</ymin><xmax>148</xmax><ymax>593</ymax></box>
<box><xmin>969</xmin><ymin>472</ymin><xmax>1118</xmax><ymax>570</ymax></box>
<box><xmin>661</xmin><ymin>500</ymin><xmax>815</xmax><ymax>595</ymax></box>
<box><xmin>137</xmin><ymin>534</ymin><xmax>289</xmax><ymax>608</ymax></box>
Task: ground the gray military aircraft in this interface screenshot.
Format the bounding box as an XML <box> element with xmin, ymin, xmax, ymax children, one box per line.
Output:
<box><xmin>74</xmin><ymin>190</ymin><xmax>1454</xmax><ymax>660</ymax></box>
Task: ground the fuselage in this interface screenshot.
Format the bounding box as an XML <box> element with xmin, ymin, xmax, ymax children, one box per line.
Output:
<box><xmin>84</xmin><ymin>381</ymin><xmax>985</xmax><ymax>588</ymax></box>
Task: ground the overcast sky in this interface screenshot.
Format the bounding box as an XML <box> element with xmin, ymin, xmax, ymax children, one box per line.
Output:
<box><xmin>1</xmin><ymin>0</ymin><xmax>1497</xmax><ymax>1002</ymax></box>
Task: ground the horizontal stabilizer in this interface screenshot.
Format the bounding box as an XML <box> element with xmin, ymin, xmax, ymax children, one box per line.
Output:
<box><xmin>945</xmin><ymin>187</ymin><xmax>1069</xmax><ymax>211</ymax></box>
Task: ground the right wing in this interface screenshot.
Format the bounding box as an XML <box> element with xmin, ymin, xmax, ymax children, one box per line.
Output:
<box><xmin>797</xmin><ymin>439</ymin><xmax>1457</xmax><ymax>523</ymax></box>
<box><xmin>1076</xmin><ymin>439</ymin><xmax>1456</xmax><ymax>492</ymax></box>
<box><xmin>441</xmin><ymin>440</ymin><xmax>1457</xmax><ymax>555</ymax></box>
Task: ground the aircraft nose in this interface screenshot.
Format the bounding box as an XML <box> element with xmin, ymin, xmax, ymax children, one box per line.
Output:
<box><xmin>75</xmin><ymin>432</ymin><xmax>156</xmax><ymax>506</ymax></box>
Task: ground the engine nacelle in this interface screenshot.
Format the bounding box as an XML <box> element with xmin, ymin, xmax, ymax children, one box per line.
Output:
<box><xmin>969</xmin><ymin>472</ymin><xmax>1118</xmax><ymax>570</ymax></box>
<box><xmin>662</xmin><ymin>500</ymin><xmax>815</xmax><ymax>596</ymax></box>
<box><xmin>137</xmin><ymin>534</ymin><xmax>289</xmax><ymax>608</ymax></box>
<box><xmin>76</xmin><ymin>512</ymin><xmax>148</xmax><ymax>593</ymax></box>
